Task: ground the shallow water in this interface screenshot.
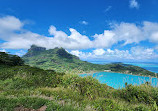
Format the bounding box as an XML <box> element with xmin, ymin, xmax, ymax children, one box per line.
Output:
<box><xmin>80</xmin><ymin>72</ymin><xmax>158</xmax><ymax>89</ymax></box>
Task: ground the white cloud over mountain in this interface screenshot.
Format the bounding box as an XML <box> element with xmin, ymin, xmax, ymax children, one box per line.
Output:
<box><xmin>0</xmin><ymin>15</ymin><xmax>158</xmax><ymax>60</ymax></box>
<box><xmin>70</xmin><ymin>47</ymin><xmax>158</xmax><ymax>61</ymax></box>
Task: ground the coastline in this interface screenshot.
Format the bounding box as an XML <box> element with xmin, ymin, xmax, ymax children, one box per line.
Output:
<box><xmin>78</xmin><ymin>70</ymin><xmax>158</xmax><ymax>79</ymax></box>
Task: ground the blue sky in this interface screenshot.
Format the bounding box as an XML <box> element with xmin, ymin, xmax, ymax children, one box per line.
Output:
<box><xmin>0</xmin><ymin>0</ymin><xmax>158</xmax><ymax>62</ymax></box>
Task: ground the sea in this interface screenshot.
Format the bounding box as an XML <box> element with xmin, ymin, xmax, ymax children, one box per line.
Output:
<box><xmin>79</xmin><ymin>62</ymin><xmax>158</xmax><ymax>89</ymax></box>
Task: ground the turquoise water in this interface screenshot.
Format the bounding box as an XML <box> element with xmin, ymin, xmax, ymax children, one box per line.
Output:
<box><xmin>80</xmin><ymin>72</ymin><xmax>158</xmax><ymax>89</ymax></box>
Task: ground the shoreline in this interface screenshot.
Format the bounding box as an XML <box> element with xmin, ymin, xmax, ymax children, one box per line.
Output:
<box><xmin>78</xmin><ymin>70</ymin><xmax>158</xmax><ymax>79</ymax></box>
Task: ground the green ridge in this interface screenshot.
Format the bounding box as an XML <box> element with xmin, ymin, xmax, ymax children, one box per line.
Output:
<box><xmin>22</xmin><ymin>45</ymin><xmax>157</xmax><ymax>77</ymax></box>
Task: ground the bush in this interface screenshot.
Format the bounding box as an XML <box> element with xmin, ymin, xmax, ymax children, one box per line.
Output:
<box><xmin>0</xmin><ymin>52</ymin><xmax>24</xmax><ymax>66</ymax></box>
<box><xmin>61</xmin><ymin>74</ymin><xmax>109</xmax><ymax>100</ymax></box>
<box><xmin>116</xmin><ymin>84</ymin><xmax>158</xmax><ymax>105</ymax></box>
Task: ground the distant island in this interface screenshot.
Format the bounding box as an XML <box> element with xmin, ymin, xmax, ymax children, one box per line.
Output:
<box><xmin>22</xmin><ymin>45</ymin><xmax>157</xmax><ymax>77</ymax></box>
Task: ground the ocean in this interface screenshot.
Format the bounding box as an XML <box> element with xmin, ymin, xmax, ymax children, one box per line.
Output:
<box><xmin>79</xmin><ymin>62</ymin><xmax>158</xmax><ymax>89</ymax></box>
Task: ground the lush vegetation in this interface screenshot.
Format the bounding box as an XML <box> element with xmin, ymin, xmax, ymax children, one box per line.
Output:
<box><xmin>0</xmin><ymin>52</ymin><xmax>158</xmax><ymax>110</ymax></box>
<box><xmin>22</xmin><ymin>45</ymin><xmax>157</xmax><ymax>77</ymax></box>
<box><xmin>0</xmin><ymin>52</ymin><xmax>24</xmax><ymax>66</ymax></box>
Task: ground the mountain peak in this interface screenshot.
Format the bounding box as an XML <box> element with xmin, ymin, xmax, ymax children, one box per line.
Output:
<box><xmin>56</xmin><ymin>48</ymin><xmax>73</xmax><ymax>59</ymax></box>
<box><xmin>29</xmin><ymin>45</ymin><xmax>46</xmax><ymax>51</ymax></box>
<box><xmin>23</xmin><ymin>45</ymin><xmax>46</xmax><ymax>57</ymax></box>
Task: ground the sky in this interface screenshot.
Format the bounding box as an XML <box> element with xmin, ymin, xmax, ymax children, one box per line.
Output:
<box><xmin>0</xmin><ymin>0</ymin><xmax>158</xmax><ymax>62</ymax></box>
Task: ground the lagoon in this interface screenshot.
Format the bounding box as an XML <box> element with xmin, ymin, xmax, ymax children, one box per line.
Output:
<box><xmin>80</xmin><ymin>72</ymin><xmax>158</xmax><ymax>89</ymax></box>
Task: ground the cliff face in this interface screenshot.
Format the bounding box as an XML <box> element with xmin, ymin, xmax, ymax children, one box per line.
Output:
<box><xmin>23</xmin><ymin>45</ymin><xmax>46</xmax><ymax>57</ymax></box>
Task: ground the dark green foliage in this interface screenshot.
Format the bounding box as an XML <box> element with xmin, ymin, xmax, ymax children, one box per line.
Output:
<box><xmin>62</xmin><ymin>74</ymin><xmax>110</xmax><ymax>100</ymax></box>
<box><xmin>116</xmin><ymin>84</ymin><xmax>158</xmax><ymax>105</ymax></box>
<box><xmin>56</xmin><ymin>48</ymin><xmax>73</xmax><ymax>59</ymax></box>
<box><xmin>0</xmin><ymin>52</ymin><xmax>24</xmax><ymax>66</ymax></box>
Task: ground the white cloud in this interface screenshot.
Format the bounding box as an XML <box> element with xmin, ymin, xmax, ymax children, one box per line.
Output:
<box><xmin>80</xmin><ymin>21</ymin><xmax>88</xmax><ymax>25</ymax></box>
<box><xmin>0</xmin><ymin>15</ymin><xmax>158</xmax><ymax>61</ymax></box>
<box><xmin>93</xmin><ymin>49</ymin><xmax>105</xmax><ymax>56</ymax></box>
<box><xmin>130</xmin><ymin>47</ymin><xmax>156</xmax><ymax>59</ymax></box>
<box><xmin>70</xmin><ymin>50</ymin><xmax>93</xmax><ymax>59</ymax></box>
<box><xmin>112</xmin><ymin>22</ymin><xmax>144</xmax><ymax>45</ymax></box>
<box><xmin>70</xmin><ymin>50</ymin><xmax>81</xmax><ymax>57</ymax></box>
<box><xmin>129</xmin><ymin>0</ymin><xmax>139</xmax><ymax>9</ymax></box>
<box><xmin>49</xmin><ymin>25</ymin><xmax>67</xmax><ymax>38</ymax></box>
<box><xmin>0</xmin><ymin>15</ymin><xmax>158</xmax><ymax>58</ymax></box>
<box><xmin>0</xmin><ymin>16</ymin><xmax>23</xmax><ymax>31</ymax></box>
<box><xmin>150</xmin><ymin>32</ymin><xmax>158</xmax><ymax>43</ymax></box>
<box><xmin>70</xmin><ymin>47</ymin><xmax>158</xmax><ymax>61</ymax></box>
<box><xmin>93</xmin><ymin>30</ymin><xmax>116</xmax><ymax>48</ymax></box>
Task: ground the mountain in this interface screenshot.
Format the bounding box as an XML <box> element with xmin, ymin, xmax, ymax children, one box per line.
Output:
<box><xmin>22</xmin><ymin>45</ymin><xmax>94</xmax><ymax>73</ymax></box>
<box><xmin>22</xmin><ymin>45</ymin><xmax>157</xmax><ymax>77</ymax></box>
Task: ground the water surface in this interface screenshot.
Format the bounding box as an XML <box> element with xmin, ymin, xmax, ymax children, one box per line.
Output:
<box><xmin>80</xmin><ymin>72</ymin><xmax>158</xmax><ymax>89</ymax></box>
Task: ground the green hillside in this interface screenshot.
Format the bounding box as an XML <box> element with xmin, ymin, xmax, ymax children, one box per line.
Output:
<box><xmin>0</xmin><ymin>52</ymin><xmax>158</xmax><ymax>110</ymax></box>
<box><xmin>22</xmin><ymin>45</ymin><xmax>157</xmax><ymax>77</ymax></box>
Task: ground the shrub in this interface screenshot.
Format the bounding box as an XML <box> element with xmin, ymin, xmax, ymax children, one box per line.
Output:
<box><xmin>0</xmin><ymin>52</ymin><xmax>24</xmax><ymax>66</ymax></box>
<box><xmin>116</xmin><ymin>84</ymin><xmax>158</xmax><ymax>105</ymax></box>
<box><xmin>61</xmin><ymin>74</ymin><xmax>109</xmax><ymax>100</ymax></box>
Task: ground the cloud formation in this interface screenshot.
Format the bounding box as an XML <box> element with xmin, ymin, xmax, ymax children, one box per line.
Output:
<box><xmin>0</xmin><ymin>16</ymin><xmax>158</xmax><ymax>50</ymax></box>
<box><xmin>0</xmin><ymin>16</ymin><xmax>158</xmax><ymax>60</ymax></box>
<box><xmin>70</xmin><ymin>47</ymin><xmax>158</xmax><ymax>61</ymax></box>
<box><xmin>129</xmin><ymin>0</ymin><xmax>139</xmax><ymax>9</ymax></box>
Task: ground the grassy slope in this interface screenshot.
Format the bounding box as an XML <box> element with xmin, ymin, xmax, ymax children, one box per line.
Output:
<box><xmin>0</xmin><ymin>64</ymin><xmax>158</xmax><ymax>111</ymax></box>
<box><xmin>22</xmin><ymin>45</ymin><xmax>157</xmax><ymax>77</ymax></box>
